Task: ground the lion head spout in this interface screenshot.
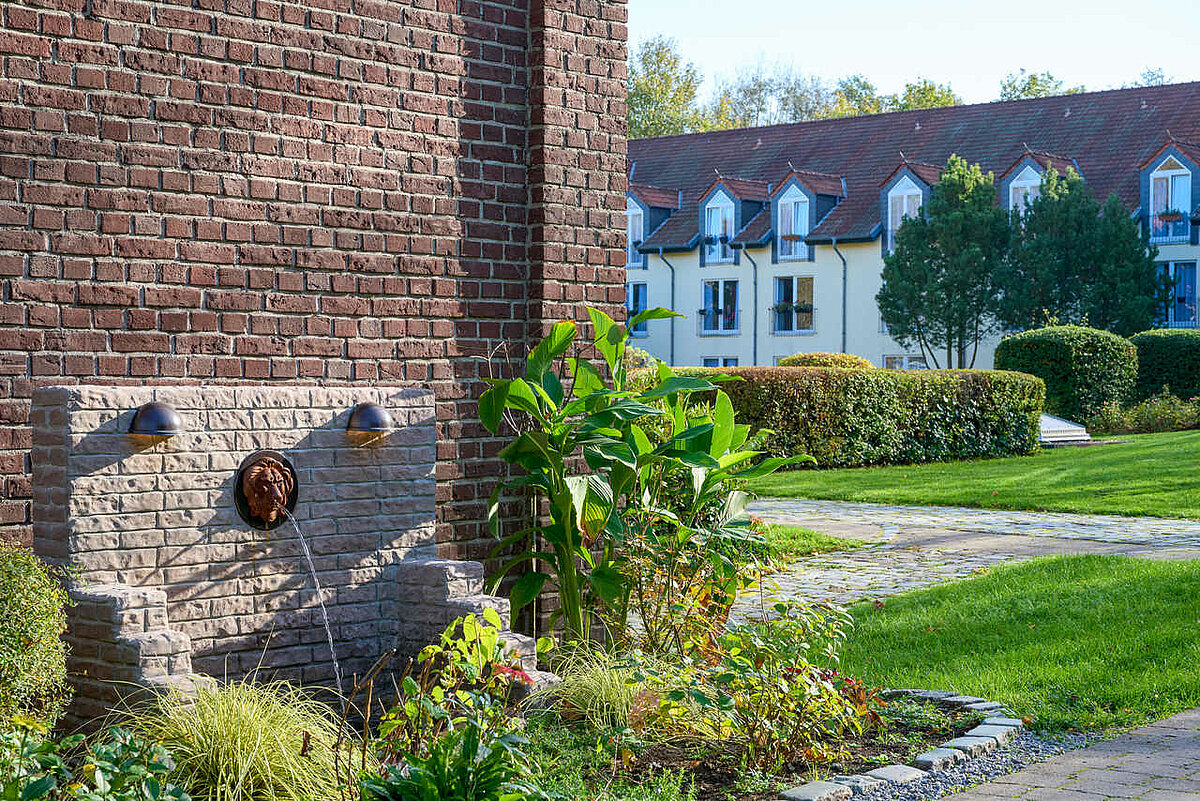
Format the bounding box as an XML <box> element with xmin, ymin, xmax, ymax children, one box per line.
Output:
<box><xmin>242</xmin><ymin>456</ymin><xmax>295</xmax><ymax>525</ymax></box>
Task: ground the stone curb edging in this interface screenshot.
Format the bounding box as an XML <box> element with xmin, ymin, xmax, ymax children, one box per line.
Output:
<box><xmin>778</xmin><ymin>689</ymin><xmax>1025</xmax><ymax>800</ymax></box>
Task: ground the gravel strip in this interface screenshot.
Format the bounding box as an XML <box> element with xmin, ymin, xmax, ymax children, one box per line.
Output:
<box><xmin>847</xmin><ymin>730</ymin><xmax>1098</xmax><ymax>801</ymax></box>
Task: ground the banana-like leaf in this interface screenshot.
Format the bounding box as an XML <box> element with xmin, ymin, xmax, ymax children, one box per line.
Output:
<box><xmin>509</xmin><ymin>571</ymin><xmax>550</xmax><ymax>613</ymax></box>
<box><xmin>479</xmin><ymin>381</ymin><xmax>510</xmax><ymax>434</ymax></box>
<box><xmin>586</xmin><ymin>564</ymin><xmax>625</xmax><ymax>603</ymax></box>
<box><xmin>639</xmin><ymin>376</ymin><xmax>716</xmax><ymax>398</ymax></box>
<box><xmin>526</xmin><ymin>320</ymin><xmax>576</xmax><ymax>382</ymax></box>
<box><xmin>710</xmin><ymin>390</ymin><xmax>735</xmax><ymax>457</ymax></box>
<box><xmin>567</xmin><ymin>357</ymin><xmax>606</xmax><ymax>398</ymax></box>
<box><xmin>628</xmin><ymin>307</ymin><xmax>682</xmax><ymax>327</ymax></box>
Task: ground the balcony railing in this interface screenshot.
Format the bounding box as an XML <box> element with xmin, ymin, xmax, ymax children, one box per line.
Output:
<box><xmin>1150</xmin><ymin>215</ymin><xmax>1190</xmax><ymax>244</ymax></box>
<box><xmin>697</xmin><ymin>308</ymin><xmax>739</xmax><ymax>336</ymax></box>
<box><xmin>771</xmin><ymin>307</ymin><xmax>816</xmax><ymax>334</ymax></box>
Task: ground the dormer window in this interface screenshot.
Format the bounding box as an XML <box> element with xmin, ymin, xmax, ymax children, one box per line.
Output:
<box><xmin>777</xmin><ymin>186</ymin><xmax>810</xmax><ymax>260</ymax></box>
<box><xmin>887</xmin><ymin>176</ymin><xmax>923</xmax><ymax>251</ymax></box>
<box><xmin>704</xmin><ymin>193</ymin><xmax>735</xmax><ymax>264</ymax></box>
<box><xmin>625</xmin><ymin>199</ymin><xmax>644</xmax><ymax>268</ymax></box>
<box><xmin>1150</xmin><ymin>156</ymin><xmax>1192</xmax><ymax>244</ymax></box>
<box><xmin>1009</xmin><ymin>165</ymin><xmax>1042</xmax><ymax>211</ymax></box>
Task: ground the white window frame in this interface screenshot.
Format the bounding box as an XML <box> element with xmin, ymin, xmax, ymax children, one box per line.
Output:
<box><xmin>704</xmin><ymin>192</ymin><xmax>735</xmax><ymax>264</ymax></box>
<box><xmin>700</xmin><ymin>278</ymin><xmax>739</xmax><ymax>335</ymax></box>
<box><xmin>1150</xmin><ymin>157</ymin><xmax>1192</xmax><ymax>244</ymax></box>
<box><xmin>777</xmin><ymin>185</ymin><xmax>810</xmax><ymax>261</ymax></box>
<box><xmin>884</xmin><ymin>354</ymin><xmax>928</xmax><ymax>370</ymax></box>
<box><xmin>627</xmin><ymin>281</ymin><xmax>648</xmax><ymax>336</ymax></box>
<box><xmin>887</xmin><ymin>176</ymin><xmax>923</xmax><ymax>252</ymax></box>
<box><xmin>702</xmin><ymin>357</ymin><xmax>738</xmax><ymax>367</ymax></box>
<box><xmin>625</xmin><ymin>199</ymin><xmax>645</xmax><ymax>268</ymax></box>
<box><xmin>771</xmin><ymin>275</ymin><xmax>815</xmax><ymax>335</ymax></box>
<box><xmin>1009</xmin><ymin>165</ymin><xmax>1042</xmax><ymax>211</ymax></box>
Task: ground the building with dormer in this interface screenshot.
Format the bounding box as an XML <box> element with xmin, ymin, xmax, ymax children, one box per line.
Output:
<box><xmin>624</xmin><ymin>82</ymin><xmax>1200</xmax><ymax>369</ymax></box>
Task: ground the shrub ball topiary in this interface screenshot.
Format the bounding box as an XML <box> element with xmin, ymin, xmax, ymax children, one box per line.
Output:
<box><xmin>777</xmin><ymin>351</ymin><xmax>875</xmax><ymax>369</ymax></box>
<box><xmin>0</xmin><ymin>542</ymin><xmax>70</xmax><ymax>730</ymax></box>
<box><xmin>994</xmin><ymin>325</ymin><xmax>1136</xmax><ymax>422</ymax></box>
<box><xmin>1129</xmin><ymin>329</ymin><xmax>1200</xmax><ymax>401</ymax></box>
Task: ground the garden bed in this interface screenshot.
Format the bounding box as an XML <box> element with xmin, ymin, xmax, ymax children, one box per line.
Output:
<box><xmin>526</xmin><ymin>698</ymin><xmax>989</xmax><ymax>801</ymax></box>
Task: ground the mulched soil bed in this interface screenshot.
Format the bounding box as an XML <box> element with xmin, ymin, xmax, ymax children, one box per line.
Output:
<box><xmin>621</xmin><ymin>702</ymin><xmax>988</xmax><ymax>800</ymax></box>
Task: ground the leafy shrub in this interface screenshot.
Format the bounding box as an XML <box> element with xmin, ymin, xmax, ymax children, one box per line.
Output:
<box><xmin>777</xmin><ymin>352</ymin><xmax>874</xmax><ymax>369</ymax></box>
<box><xmin>1</xmin><ymin>721</ymin><xmax>188</xmax><ymax>801</ymax></box>
<box><xmin>125</xmin><ymin>679</ymin><xmax>354</xmax><ymax>801</ymax></box>
<box><xmin>670</xmin><ymin>601</ymin><xmax>879</xmax><ymax>771</ymax></box>
<box><xmin>0</xmin><ymin>543</ymin><xmax>70</xmax><ymax>731</ymax></box>
<box><xmin>1129</xmin><ymin>329</ymin><xmax>1200</xmax><ymax>401</ymax></box>
<box><xmin>995</xmin><ymin>325</ymin><xmax>1136</xmax><ymax>421</ymax></box>
<box><xmin>1088</xmin><ymin>391</ymin><xmax>1200</xmax><ymax>434</ymax></box>
<box><xmin>361</xmin><ymin>719</ymin><xmax>549</xmax><ymax>801</ymax></box>
<box><xmin>632</xmin><ymin>367</ymin><xmax>1044</xmax><ymax>467</ymax></box>
<box><xmin>377</xmin><ymin>611</ymin><xmax>547</xmax><ymax>762</ymax></box>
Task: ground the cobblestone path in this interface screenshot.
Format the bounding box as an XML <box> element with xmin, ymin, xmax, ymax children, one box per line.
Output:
<box><xmin>954</xmin><ymin>708</ymin><xmax>1200</xmax><ymax>800</ymax></box>
<box><xmin>737</xmin><ymin>499</ymin><xmax>1200</xmax><ymax>611</ymax></box>
<box><xmin>742</xmin><ymin>499</ymin><xmax>1200</xmax><ymax>798</ymax></box>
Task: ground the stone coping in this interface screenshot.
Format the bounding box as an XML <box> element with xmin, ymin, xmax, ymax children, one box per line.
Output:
<box><xmin>779</xmin><ymin>689</ymin><xmax>1025</xmax><ymax>800</ymax></box>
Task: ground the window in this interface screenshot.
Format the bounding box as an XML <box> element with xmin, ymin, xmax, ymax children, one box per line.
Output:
<box><xmin>772</xmin><ymin>276</ymin><xmax>814</xmax><ymax>334</ymax></box>
<box><xmin>703</xmin><ymin>357</ymin><xmax>738</xmax><ymax>367</ymax></box>
<box><xmin>700</xmin><ymin>279</ymin><xmax>738</xmax><ymax>334</ymax></box>
<box><xmin>1159</xmin><ymin>261</ymin><xmax>1198</xmax><ymax>327</ymax></box>
<box><xmin>777</xmin><ymin>186</ymin><xmax>810</xmax><ymax>260</ymax></box>
<box><xmin>1009</xmin><ymin>165</ymin><xmax>1042</xmax><ymax>211</ymax></box>
<box><xmin>625</xmin><ymin>200</ymin><xmax>644</xmax><ymax>268</ymax></box>
<box><xmin>887</xmin><ymin>176</ymin><xmax>923</xmax><ymax>251</ymax></box>
<box><xmin>1150</xmin><ymin>157</ymin><xmax>1192</xmax><ymax>244</ymax></box>
<box><xmin>884</xmin><ymin>355</ymin><xmax>928</xmax><ymax>370</ymax></box>
<box><xmin>627</xmin><ymin>282</ymin><xmax>648</xmax><ymax>335</ymax></box>
<box><xmin>704</xmin><ymin>194</ymin><xmax>735</xmax><ymax>264</ymax></box>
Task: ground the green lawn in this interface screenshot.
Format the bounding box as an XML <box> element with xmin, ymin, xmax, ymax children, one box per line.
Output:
<box><xmin>839</xmin><ymin>555</ymin><xmax>1200</xmax><ymax>731</ymax></box>
<box><xmin>749</xmin><ymin>431</ymin><xmax>1200</xmax><ymax>518</ymax></box>
<box><xmin>763</xmin><ymin>523</ymin><xmax>863</xmax><ymax>563</ymax></box>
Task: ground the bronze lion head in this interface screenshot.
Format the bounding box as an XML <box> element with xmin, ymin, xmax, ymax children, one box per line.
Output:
<box><xmin>241</xmin><ymin>456</ymin><xmax>295</xmax><ymax>525</ymax></box>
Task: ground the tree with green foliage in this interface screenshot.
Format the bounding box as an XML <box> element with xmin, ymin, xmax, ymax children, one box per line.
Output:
<box><xmin>997</xmin><ymin>170</ymin><xmax>1167</xmax><ymax>336</ymax></box>
<box><xmin>627</xmin><ymin>37</ymin><xmax>707</xmax><ymax>138</ymax></box>
<box><xmin>705</xmin><ymin>63</ymin><xmax>834</xmax><ymax>129</ymax></box>
<box><xmin>999</xmin><ymin>69</ymin><xmax>1085</xmax><ymax>100</ymax></box>
<box><xmin>877</xmin><ymin>156</ymin><xmax>1010</xmax><ymax>368</ymax></box>
<box><xmin>827</xmin><ymin>74</ymin><xmax>885</xmax><ymax>117</ymax></box>
<box><xmin>888</xmin><ymin>78</ymin><xmax>961</xmax><ymax>111</ymax></box>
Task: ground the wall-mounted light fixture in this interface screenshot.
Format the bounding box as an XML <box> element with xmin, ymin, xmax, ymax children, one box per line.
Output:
<box><xmin>347</xmin><ymin>402</ymin><xmax>393</xmax><ymax>445</ymax></box>
<box><xmin>128</xmin><ymin>401</ymin><xmax>184</xmax><ymax>440</ymax></box>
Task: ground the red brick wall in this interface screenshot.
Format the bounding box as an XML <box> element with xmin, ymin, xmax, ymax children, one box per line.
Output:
<box><xmin>0</xmin><ymin>0</ymin><xmax>627</xmax><ymax>555</ymax></box>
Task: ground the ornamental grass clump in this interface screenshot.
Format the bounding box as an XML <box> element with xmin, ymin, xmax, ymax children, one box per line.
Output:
<box><xmin>125</xmin><ymin>678</ymin><xmax>358</xmax><ymax>801</ymax></box>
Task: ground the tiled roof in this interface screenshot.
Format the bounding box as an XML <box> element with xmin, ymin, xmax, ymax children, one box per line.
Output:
<box><xmin>629</xmin><ymin>183</ymin><xmax>680</xmax><ymax>209</ymax></box>
<box><xmin>703</xmin><ymin>176</ymin><xmax>771</xmax><ymax>201</ymax></box>
<box><xmin>1140</xmin><ymin>137</ymin><xmax>1200</xmax><ymax>169</ymax></box>
<box><xmin>640</xmin><ymin>201</ymin><xmax>701</xmax><ymax>251</ymax></box>
<box><xmin>628</xmin><ymin>81</ymin><xmax>1200</xmax><ymax>243</ymax></box>
<box><xmin>774</xmin><ymin>168</ymin><xmax>845</xmax><ymax>197</ymax></box>
<box><xmin>1019</xmin><ymin>149</ymin><xmax>1080</xmax><ymax>177</ymax></box>
<box><xmin>880</xmin><ymin>159</ymin><xmax>943</xmax><ymax>188</ymax></box>
<box><xmin>732</xmin><ymin>208</ymin><xmax>772</xmax><ymax>245</ymax></box>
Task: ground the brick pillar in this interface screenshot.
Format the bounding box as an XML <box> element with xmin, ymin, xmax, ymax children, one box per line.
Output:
<box><xmin>527</xmin><ymin>0</ymin><xmax>629</xmax><ymax>336</ymax></box>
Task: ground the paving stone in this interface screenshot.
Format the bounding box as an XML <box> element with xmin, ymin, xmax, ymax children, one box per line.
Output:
<box><xmin>968</xmin><ymin>724</ymin><xmax>1019</xmax><ymax>745</ymax></box>
<box><xmin>943</xmin><ymin>736</ymin><xmax>1000</xmax><ymax>757</ymax></box>
<box><xmin>863</xmin><ymin>764</ymin><xmax>927</xmax><ymax>784</ymax></box>
<box><xmin>941</xmin><ymin>695</ymin><xmax>988</xmax><ymax>707</ymax></box>
<box><xmin>829</xmin><ymin>774</ymin><xmax>886</xmax><ymax>793</ymax></box>
<box><xmin>914</xmin><ymin>747</ymin><xmax>967</xmax><ymax>771</ymax></box>
<box><xmin>778</xmin><ymin>780</ymin><xmax>852</xmax><ymax>800</ymax></box>
<box><xmin>915</xmin><ymin>690</ymin><xmax>958</xmax><ymax>700</ymax></box>
<box><xmin>965</xmin><ymin>700</ymin><xmax>1006</xmax><ymax>711</ymax></box>
<box><xmin>984</xmin><ymin>716</ymin><xmax>1026</xmax><ymax>728</ymax></box>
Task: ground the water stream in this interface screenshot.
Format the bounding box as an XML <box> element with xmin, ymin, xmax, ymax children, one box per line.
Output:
<box><xmin>282</xmin><ymin>510</ymin><xmax>343</xmax><ymax>694</ymax></box>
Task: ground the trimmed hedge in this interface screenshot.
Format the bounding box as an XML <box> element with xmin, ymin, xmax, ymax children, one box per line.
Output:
<box><xmin>633</xmin><ymin>367</ymin><xmax>1044</xmax><ymax>467</ymax></box>
<box><xmin>1129</xmin><ymin>329</ymin><xmax>1200</xmax><ymax>401</ymax></box>
<box><xmin>994</xmin><ymin>326</ymin><xmax>1136</xmax><ymax>422</ymax></box>
<box><xmin>0</xmin><ymin>542</ymin><xmax>70</xmax><ymax>731</ymax></box>
<box><xmin>776</xmin><ymin>351</ymin><xmax>874</xmax><ymax>369</ymax></box>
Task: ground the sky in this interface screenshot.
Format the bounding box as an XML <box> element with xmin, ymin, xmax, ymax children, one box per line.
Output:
<box><xmin>628</xmin><ymin>0</ymin><xmax>1200</xmax><ymax>104</ymax></box>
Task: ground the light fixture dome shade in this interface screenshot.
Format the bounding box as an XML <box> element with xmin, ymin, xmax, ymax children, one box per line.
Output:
<box><xmin>347</xmin><ymin>402</ymin><xmax>393</xmax><ymax>432</ymax></box>
<box><xmin>129</xmin><ymin>401</ymin><xmax>184</xmax><ymax>436</ymax></box>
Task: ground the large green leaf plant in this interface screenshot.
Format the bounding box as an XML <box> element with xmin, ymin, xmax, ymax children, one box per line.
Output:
<box><xmin>479</xmin><ymin>307</ymin><xmax>799</xmax><ymax>644</ymax></box>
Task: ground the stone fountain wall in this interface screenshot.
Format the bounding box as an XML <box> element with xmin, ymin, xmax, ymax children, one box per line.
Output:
<box><xmin>31</xmin><ymin>385</ymin><xmax>525</xmax><ymax>726</ymax></box>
